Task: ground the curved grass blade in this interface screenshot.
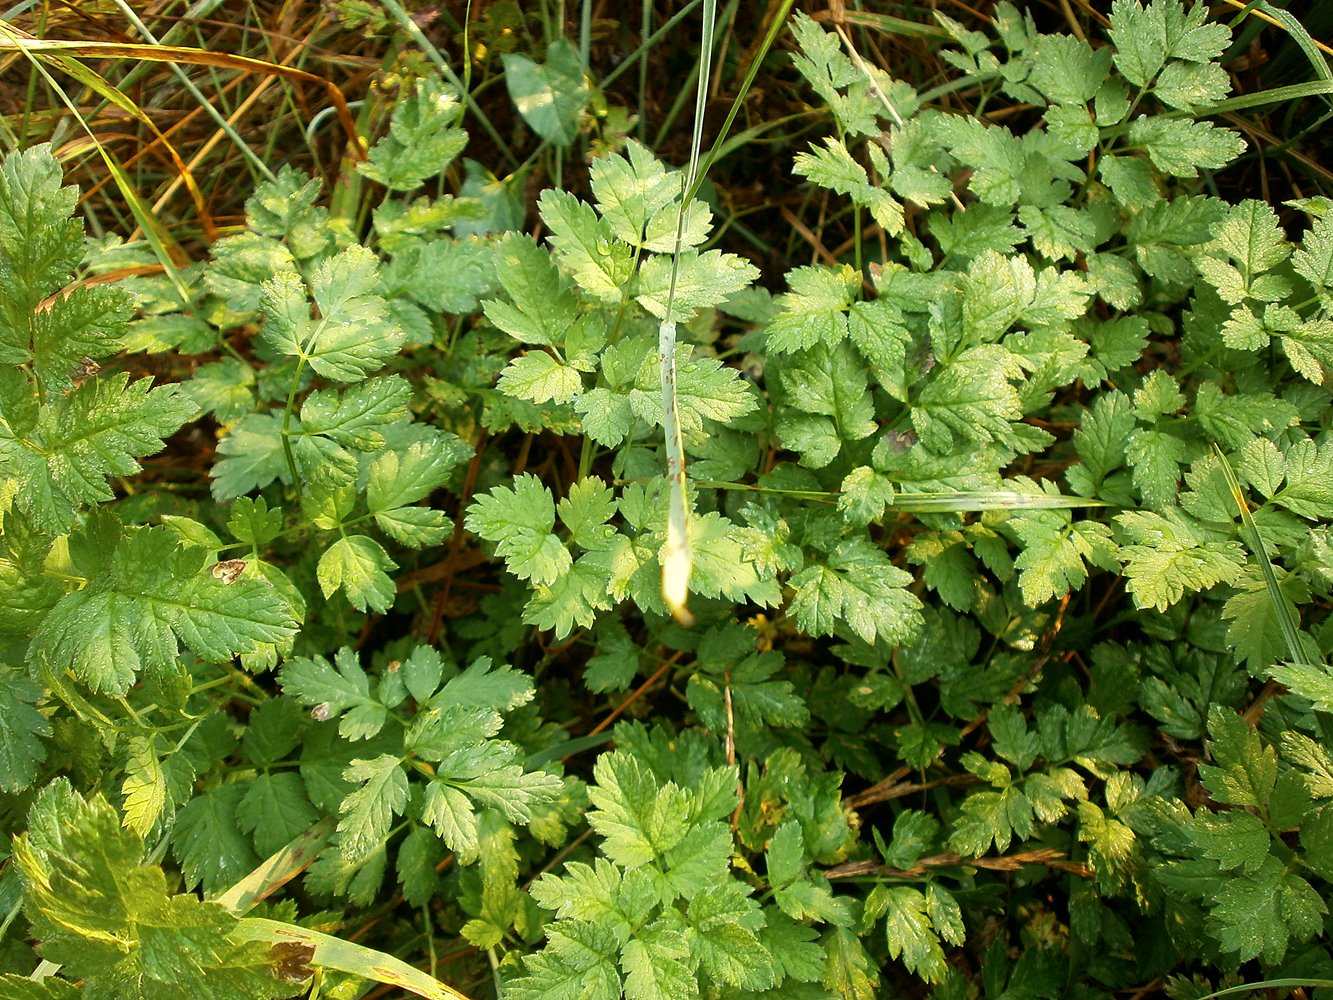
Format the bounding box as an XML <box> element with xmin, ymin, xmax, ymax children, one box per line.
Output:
<box><xmin>214</xmin><ymin>818</ymin><xmax>335</xmax><ymax>917</ymax></box>
<box><xmin>660</xmin><ymin>0</ymin><xmax>796</xmax><ymax>621</ymax></box>
<box><xmin>659</xmin><ymin>0</ymin><xmax>719</xmax><ymax>623</ymax></box>
<box><xmin>694</xmin><ymin>480</ymin><xmax>1111</xmax><ymax>513</ymax></box>
<box><xmin>1198</xmin><ymin>979</ymin><xmax>1333</xmax><ymax>1000</ymax></box>
<box><xmin>1213</xmin><ymin>444</ymin><xmax>1333</xmax><ymax>745</ymax></box>
<box><xmin>0</xmin><ymin>21</ymin><xmax>213</xmax><ymax>240</ymax></box>
<box><xmin>8</xmin><ymin>43</ymin><xmax>194</xmax><ymax>306</ymax></box>
<box><xmin>0</xmin><ymin>34</ymin><xmax>367</xmax><ymax>162</ymax></box>
<box><xmin>232</xmin><ymin>917</ymin><xmax>472</xmax><ymax>1000</ymax></box>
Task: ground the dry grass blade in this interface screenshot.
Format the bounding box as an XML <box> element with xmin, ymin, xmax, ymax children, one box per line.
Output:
<box><xmin>0</xmin><ymin>34</ymin><xmax>367</xmax><ymax>162</ymax></box>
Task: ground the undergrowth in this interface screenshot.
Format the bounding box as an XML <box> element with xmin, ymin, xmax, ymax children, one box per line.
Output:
<box><xmin>1</xmin><ymin>2</ymin><xmax>1333</xmax><ymax>999</ymax></box>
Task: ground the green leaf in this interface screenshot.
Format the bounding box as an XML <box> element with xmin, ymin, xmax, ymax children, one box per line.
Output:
<box><xmin>510</xmin><ymin>921</ymin><xmax>623</xmax><ymax>1000</ymax></box>
<box><xmin>121</xmin><ymin>735</ymin><xmax>167</xmax><ymax>837</ymax></box>
<box><xmin>789</xmin><ymin>537</ymin><xmax>923</xmax><ymax>645</ymax></box>
<box><xmin>360</xmin><ymin>77</ymin><xmax>468</xmax><ymax>191</ymax></box>
<box><xmin>1273</xmin><ymin>438</ymin><xmax>1333</xmax><ymax>518</ymax></box>
<box><xmin>1294</xmin><ymin>213</ymin><xmax>1333</xmax><ymax>303</ymax></box>
<box><xmin>280</xmin><ymin>647</ymin><xmax>387</xmax><ymax>740</ymax></box>
<box><xmin>15</xmin><ymin>789</ymin><xmax>301</xmax><ymax>999</ymax></box>
<box><xmin>765</xmin><ymin>265</ymin><xmax>859</xmax><ymax>354</ymax></box>
<box><xmin>245</xmin><ymin>164</ymin><xmax>334</xmax><ymax>259</ymax></box>
<box><xmin>466</xmin><ymin>473</ymin><xmax>571</xmax><ymax>586</ymax></box>
<box><xmin>823</xmin><ymin>925</ymin><xmax>879</xmax><ymax>1000</ymax></box>
<box><xmin>586</xmin><ymin>750</ymin><xmax>692</xmax><ymax>871</ymax></box>
<box><xmin>339</xmin><ymin>754</ymin><xmax>408</xmax><ymax>862</ymax></box>
<box><xmin>260</xmin><ymin>245</ymin><xmax>405</xmax><ymax>382</ymax></box>
<box><xmin>504</xmin><ymin>40</ymin><xmax>588</xmax><ymax>147</ymax></box>
<box><xmin>484</xmin><ymin>233</ymin><xmax>578</xmax><ymax>345</ymax></box>
<box><xmin>1116</xmin><ymin>510</ymin><xmax>1245</xmax><ymax>611</ymax></box>
<box><xmin>31</xmin><ymin>520</ymin><xmax>299</xmax><ymax>696</ymax></box>
<box><xmin>789</xmin><ymin>11</ymin><xmax>881</xmax><ymax>137</ymax></box>
<box><xmin>636</xmin><ymin>251</ymin><xmax>758</xmax><ymax>323</ymax></box>
<box><xmin>1129</xmin><ymin>116</ymin><xmax>1245</xmax><ymax>178</ymax></box>
<box><xmin>184</xmin><ymin>357</ymin><xmax>256</xmax><ymax>422</ymax></box>
<box><xmin>499</xmin><ymin>351</ymin><xmax>585</xmax><ymax>405</ymax></box>
<box><xmin>590</xmin><ymin>139</ymin><xmax>710</xmax><ymax>252</ymax></box>
<box><xmin>864</xmin><ymin>885</ymin><xmax>954</xmax><ymax>983</ymax></box>
<box><xmin>0</xmin><ymin>975</ymin><xmax>81</xmax><ymax>998</ymax></box>
<box><xmin>300</xmin><ymin>376</ymin><xmax>411</xmax><ymax>451</ymax></box>
<box><xmin>1155</xmin><ymin>60</ymin><xmax>1231</xmax><ymax>110</ymax></box>
<box><xmin>524</xmin><ymin>553</ymin><xmax>614</xmax><ymax>638</ymax></box>
<box><xmin>1198</xmin><ymin>707</ymin><xmax>1276</xmax><ymax>809</ymax></box>
<box><xmin>576</xmin><ymin>386</ymin><xmax>635</xmax><ymax>447</ymax></box>
<box><xmin>911</xmin><ymin>345</ymin><xmax>1024</xmax><ymax>453</ymax></box>
<box><xmin>0</xmin><ymin>664</ymin><xmax>50</xmax><ymax>793</ymax></box>
<box><xmin>237</xmin><ymin>772</ymin><xmax>319</xmax><ymax>855</ymax></box>
<box><xmin>1125</xmin><ymin>427</ymin><xmax>1186</xmax><ymax>509</ymax></box>
<box><xmin>173</xmin><ymin>785</ymin><xmax>263</xmax><ymax>895</ymax></box>
<box><xmin>367</xmin><ymin>437</ymin><xmax>463</xmax><ymax>547</ymax></box>
<box><xmin>1010</xmin><ymin>508</ymin><xmax>1117</xmax><ymax>606</ymax></box>
<box><xmin>205</xmin><ymin>232</ymin><xmax>296</xmax><ymax>318</ymax></box>
<box><xmin>794</xmin><ymin>138</ymin><xmax>903</xmax><ymax>236</ymax></box>
<box><xmin>1029</xmin><ymin>33</ymin><xmax>1112</xmax><ymax>106</ymax></box>
<box><xmin>930</xmin><ymin>115</ymin><xmax>1031</xmax><ymax>207</ymax></box>
<box><xmin>538</xmin><ymin>189</ymin><xmax>634</xmax><ymax>303</ymax></box>
<box><xmin>317</xmin><ymin>535</ymin><xmax>397</xmax><ymax>614</ymax></box>
<box><xmin>558</xmin><ymin>477</ymin><xmax>618</xmax><ymax>550</ymax></box>
<box><xmin>210</xmin><ymin>412</ymin><xmax>291</xmax><ymax>500</ymax></box>
<box><xmin>776</xmin><ymin>342</ymin><xmax>877</xmax><ymax>469</ymax></box>
<box><xmin>1207</xmin><ymin>856</ymin><xmax>1325</xmax><ymax>965</ymax></box>
<box><xmin>685</xmin><ymin>883</ymin><xmax>776</xmax><ymax>990</ymax></box>
<box><xmin>838</xmin><ymin>466</ymin><xmax>896</xmax><ymax>526</ymax></box>
<box><xmin>1269</xmin><ymin>661</ymin><xmax>1333</xmax><ymax>715</ymax></box>
<box><xmin>0</xmin><ymin>372</ymin><xmax>197</xmax><ymax>535</ymax></box>
<box><xmin>400</xmin><ymin>237</ymin><xmax>499</xmax><ymax>314</ymax></box>
<box><xmin>1108</xmin><ymin>0</ymin><xmax>1166</xmax><ymax>87</ymax></box>
<box><xmin>622</xmin><ymin>922</ymin><xmax>695</xmax><ymax>1000</ymax></box>
<box><xmin>0</xmin><ymin>144</ymin><xmax>81</xmax><ymax>317</ymax></box>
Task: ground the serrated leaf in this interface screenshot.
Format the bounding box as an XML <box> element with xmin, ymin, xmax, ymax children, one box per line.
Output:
<box><xmin>360</xmin><ymin>77</ymin><xmax>468</xmax><ymax>191</ymax></box>
<box><xmin>789</xmin><ymin>537</ymin><xmax>923</xmax><ymax>645</ymax></box>
<box><xmin>1011</xmin><ymin>509</ymin><xmax>1117</xmax><ymax>606</ymax></box>
<box><xmin>260</xmin><ymin>245</ymin><xmax>405</xmax><ymax>382</ymax></box>
<box><xmin>794</xmin><ymin>138</ymin><xmax>903</xmax><ymax>235</ymax></box>
<box><xmin>590</xmin><ymin>139</ymin><xmax>709</xmax><ymax>252</ymax></box>
<box><xmin>499</xmin><ymin>351</ymin><xmax>584</xmax><ymax>404</ymax></box>
<box><xmin>911</xmin><ymin>345</ymin><xmax>1024</xmax><ymax>453</ymax></box>
<box><xmin>1116</xmin><ymin>510</ymin><xmax>1244</xmax><ymax>611</ymax></box>
<box><xmin>31</xmin><ymin>520</ymin><xmax>298</xmax><ymax>696</ymax></box>
<box><xmin>466</xmin><ymin>473</ymin><xmax>571</xmax><ymax>585</ymax></box>
<box><xmin>280</xmin><ymin>647</ymin><xmax>386</xmax><ymax>740</ymax></box>
<box><xmin>538</xmin><ymin>189</ymin><xmax>634</xmax><ymax>303</ymax></box>
<box><xmin>636</xmin><ymin>250</ymin><xmax>758</xmax><ymax>323</ymax></box>
<box><xmin>121</xmin><ymin>735</ymin><xmax>167</xmax><ymax>837</ymax></box>
<box><xmin>173</xmin><ymin>785</ymin><xmax>262</xmax><ymax>894</ymax></box>
<box><xmin>317</xmin><ymin>534</ymin><xmax>397</xmax><ymax>613</ymax></box>
<box><xmin>16</xmin><ymin>789</ymin><xmax>298</xmax><ymax>998</ymax></box>
<box><xmin>339</xmin><ymin>754</ymin><xmax>408</xmax><ymax>862</ymax></box>
<box><xmin>765</xmin><ymin>265</ymin><xmax>859</xmax><ymax>354</ymax></box>
<box><xmin>1128</xmin><ymin>116</ymin><xmax>1245</xmax><ymax>178</ymax></box>
<box><xmin>0</xmin><ymin>373</ymin><xmax>196</xmax><ymax>535</ymax></box>
<box><xmin>776</xmin><ymin>342</ymin><xmax>876</xmax><ymax>469</ymax></box>
<box><xmin>1198</xmin><ymin>707</ymin><xmax>1276</xmax><ymax>809</ymax></box>
<box><xmin>1207</xmin><ymin>856</ymin><xmax>1325</xmax><ymax>965</ymax></box>
<box><xmin>367</xmin><ymin>437</ymin><xmax>462</xmax><ymax>547</ymax></box>
<box><xmin>485</xmin><ymin>233</ymin><xmax>579</xmax><ymax>345</ymax></box>
<box><xmin>237</xmin><ymin>772</ymin><xmax>319</xmax><ymax>855</ymax></box>
<box><xmin>0</xmin><ymin>665</ymin><xmax>49</xmax><ymax>793</ymax></box>
<box><xmin>300</xmin><ymin>376</ymin><xmax>411</xmax><ymax>451</ymax></box>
